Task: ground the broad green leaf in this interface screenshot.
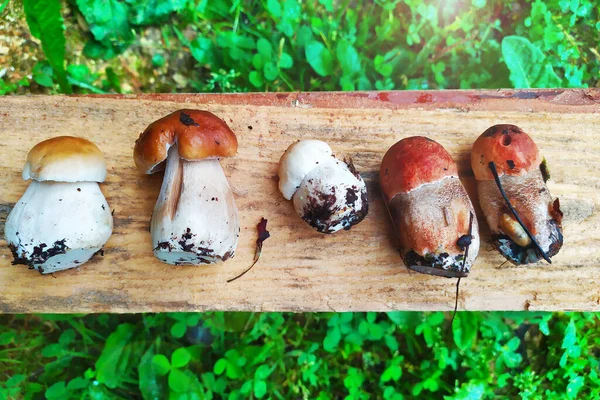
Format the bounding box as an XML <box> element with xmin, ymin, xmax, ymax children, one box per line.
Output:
<box><xmin>23</xmin><ymin>0</ymin><xmax>70</xmax><ymax>93</ymax></box>
<box><xmin>318</xmin><ymin>0</ymin><xmax>333</xmax><ymax>12</ymax></box>
<box><xmin>214</xmin><ymin>358</ymin><xmax>228</xmax><ymax>375</ymax></box>
<box><xmin>266</xmin><ymin>0</ymin><xmax>282</xmax><ymax>18</ymax></box>
<box><xmin>95</xmin><ymin>323</ymin><xmax>136</xmax><ymax>389</ymax></box>
<box><xmin>66</xmin><ymin>377</ymin><xmax>88</xmax><ymax>390</ymax></box>
<box><xmin>45</xmin><ymin>381</ymin><xmax>67</xmax><ymax>400</ymax></box>
<box><xmin>263</xmin><ymin>62</ymin><xmax>278</xmax><ymax>81</ymax></box>
<box><xmin>323</xmin><ymin>326</ymin><xmax>341</xmax><ymax>352</ymax></box>
<box><xmin>501</xmin><ymin>36</ymin><xmax>561</xmax><ymax>88</ymax></box>
<box><xmin>249</xmin><ymin>71</ymin><xmax>264</xmax><ymax>87</ymax></box>
<box><xmin>171</xmin><ymin>348</ymin><xmax>191</xmax><ymax>369</ymax></box>
<box><xmin>153</xmin><ymin>354</ymin><xmax>172</xmax><ymax>376</ymax></box>
<box><xmin>190</xmin><ymin>37</ymin><xmax>214</xmax><ymax>65</ymax></box>
<box><xmin>567</xmin><ymin>375</ymin><xmax>584</xmax><ymax>399</ymax></box>
<box><xmin>279</xmin><ymin>52</ymin><xmax>293</xmax><ymax>69</ymax></box>
<box><xmin>59</xmin><ymin>329</ymin><xmax>76</xmax><ymax>345</ymax></box>
<box><xmin>306</xmin><ymin>41</ymin><xmax>333</xmax><ymax>77</ymax></box>
<box><xmin>452</xmin><ymin>312</ymin><xmax>479</xmax><ymax>351</ymax></box>
<box><xmin>0</xmin><ymin>331</ymin><xmax>16</xmax><ymax>345</ymax></box>
<box><xmin>126</xmin><ymin>0</ymin><xmax>188</xmax><ymax>26</ymax></box>
<box><xmin>336</xmin><ymin>40</ymin><xmax>360</xmax><ymax>75</ymax></box>
<box><xmin>257</xmin><ymin>38</ymin><xmax>273</xmax><ymax>58</ymax></box>
<box><xmin>171</xmin><ymin>322</ymin><xmax>187</xmax><ymax>338</ymax></box>
<box><xmin>6</xmin><ymin>374</ymin><xmax>25</xmax><ymax>388</ymax></box>
<box><xmin>254</xmin><ymin>380</ymin><xmax>267</xmax><ymax>398</ymax></box>
<box><xmin>381</xmin><ymin>365</ymin><xmax>402</xmax><ymax>383</ymax></box>
<box><xmin>76</xmin><ymin>0</ymin><xmax>134</xmax><ymax>57</ymax></box>
<box><xmin>140</xmin><ymin>346</ymin><xmax>167</xmax><ymax>400</ymax></box>
<box><xmin>296</xmin><ymin>25</ymin><xmax>313</xmax><ymax>47</ymax></box>
<box><xmin>169</xmin><ymin>368</ymin><xmax>190</xmax><ymax>393</ymax></box>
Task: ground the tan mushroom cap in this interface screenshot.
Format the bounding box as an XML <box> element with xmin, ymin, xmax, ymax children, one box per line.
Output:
<box><xmin>134</xmin><ymin>109</ymin><xmax>238</xmax><ymax>174</ymax></box>
<box><xmin>22</xmin><ymin>136</ymin><xmax>107</xmax><ymax>182</ymax></box>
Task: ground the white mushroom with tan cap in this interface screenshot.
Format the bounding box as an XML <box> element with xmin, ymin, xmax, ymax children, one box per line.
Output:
<box><xmin>5</xmin><ymin>136</ymin><xmax>113</xmax><ymax>274</ymax></box>
<box><xmin>278</xmin><ymin>140</ymin><xmax>368</xmax><ymax>233</ymax></box>
<box><xmin>134</xmin><ymin>109</ymin><xmax>240</xmax><ymax>265</ymax></box>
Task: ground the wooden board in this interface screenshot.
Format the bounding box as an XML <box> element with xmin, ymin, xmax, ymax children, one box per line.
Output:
<box><xmin>1</xmin><ymin>90</ymin><xmax>599</xmax><ymax>313</ymax></box>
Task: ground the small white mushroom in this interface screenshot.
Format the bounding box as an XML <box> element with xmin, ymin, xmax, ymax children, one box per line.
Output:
<box><xmin>278</xmin><ymin>140</ymin><xmax>368</xmax><ymax>234</ymax></box>
<box><xmin>134</xmin><ymin>109</ymin><xmax>239</xmax><ymax>265</ymax></box>
<box><xmin>5</xmin><ymin>136</ymin><xmax>113</xmax><ymax>274</ymax></box>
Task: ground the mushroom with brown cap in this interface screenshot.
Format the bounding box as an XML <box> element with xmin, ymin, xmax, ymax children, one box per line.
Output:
<box><xmin>134</xmin><ymin>109</ymin><xmax>240</xmax><ymax>265</ymax></box>
<box><xmin>380</xmin><ymin>136</ymin><xmax>480</xmax><ymax>278</ymax></box>
<box><xmin>471</xmin><ymin>124</ymin><xmax>563</xmax><ymax>264</ymax></box>
<box><xmin>5</xmin><ymin>136</ymin><xmax>113</xmax><ymax>274</ymax></box>
<box><xmin>277</xmin><ymin>140</ymin><xmax>368</xmax><ymax>234</ymax></box>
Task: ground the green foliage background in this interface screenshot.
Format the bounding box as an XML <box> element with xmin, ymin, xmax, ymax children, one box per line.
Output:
<box><xmin>1</xmin><ymin>0</ymin><xmax>600</xmax><ymax>398</ymax></box>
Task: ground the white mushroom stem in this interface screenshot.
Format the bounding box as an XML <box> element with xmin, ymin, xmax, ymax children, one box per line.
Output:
<box><xmin>5</xmin><ymin>181</ymin><xmax>113</xmax><ymax>274</ymax></box>
<box><xmin>151</xmin><ymin>146</ymin><xmax>239</xmax><ymax>265</ymax></box>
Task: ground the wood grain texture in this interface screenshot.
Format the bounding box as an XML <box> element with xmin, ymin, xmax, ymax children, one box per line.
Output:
<box><xmin>0</xmin><ymin>89</ymin><xmax>599</xmax><ymax>313</ymax></box>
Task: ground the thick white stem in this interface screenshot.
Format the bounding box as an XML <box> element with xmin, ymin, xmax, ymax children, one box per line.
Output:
<box><xmin>5</xmin><ymin>181</ymin><xmax>113</xmax><ymax>274</ymax></box>
<box><xmin>151</xmin><ymin>146</ymin><xmax>239</xmax><ymax>265</ymax></box>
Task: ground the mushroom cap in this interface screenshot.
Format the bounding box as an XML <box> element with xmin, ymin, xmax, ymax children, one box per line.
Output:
<box><xmin>134</xmin><ymin>109</ymin><xmax>238</xmax><ymax>174</ymax></box>
<box><xmin>379</xmin><ymin>136</ymin><xmax>457</xmax><ymax>202</ymax></box>
<box><xmin>278</xmin><ymin>140</ymin><xmax>333</xmax><ymax>200</ymax></box>
<box><xmin>22</xmin><ymin>136</ymin><xmax>107</xmax><ymax>182</ymax></box>
<box><xmin>471</xmin><ymin>124</ymin><xmax>540</xmax><ymax>181</ymax></box>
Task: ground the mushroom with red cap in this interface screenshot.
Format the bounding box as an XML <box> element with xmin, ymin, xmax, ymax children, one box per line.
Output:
<box><xmin>278</xmin><ymin>140</ymin><xmax>368</xmax><ymax>234</ymax></box>
<box><xmin>134</xmin><ymin>109</ymin><xmax>240</xmax><ymax>265</ymax></box>
<box><xmin>380</xmin><ymin>136</ymin><xmax>480</xmax><ymax>277</ymax></box>
<box><xmin>471</xmin><ymin>124</ymin><xmax>563</xmax><ymax>264</ymax></box>
<box><xmin>5</xmin><ymin>136</ymin><xmax>113</xmax><ymax>274</ymax></box>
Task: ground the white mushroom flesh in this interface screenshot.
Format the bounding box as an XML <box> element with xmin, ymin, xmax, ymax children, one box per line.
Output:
<box><xmin>5</xmin><ymin>181</ymin><xmax>113</xmax><ymax>274</ymax></box>
<box><xmin>292</xmin><ymin>157</ymin><xmax>368</xmax><ymax>234</ymax></box>
<box><xmin>151</xmin><ymin>146</ymin><xmax>239</xmax><ymax>265</ymax></box>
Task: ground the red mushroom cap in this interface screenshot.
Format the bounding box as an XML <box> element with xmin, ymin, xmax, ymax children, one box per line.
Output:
<box><xmin>134</xmin><ymin>109</ymin><xmax>238</xmax><ymax>174</ymax></box>
<box><xmin>471</xmin><ymin>124</ymin><xmax>540</xmax><ymax>181</ymax></box>
<box><xmin>380</xmin><ymin>136</ymin><xmax>457</xmax><ymax>202</ymax></box>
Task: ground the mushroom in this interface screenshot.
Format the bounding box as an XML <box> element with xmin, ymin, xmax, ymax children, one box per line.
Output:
<box><xmin>471</xmin><ymin>124</ymin><xmax>563</xmax><ymax>264</ymax></box>
<box><xmin>380</xmin><ymin>137</ymin><xmax>480</xmax><ymax>277</ymax></box>
<box><xmin>278</xmin><ymin>140</ymin><xmax>368</xmax><ymax>234</ymax></box>
<box><xmin>134</xmin><ymin>109</ymin><xmax>239</xmax><ymax>265</ymax></box>
<box><xmin>4</xmin><ymin>136</ymin><xmax>113</xmax><ymax>274</ymax></box>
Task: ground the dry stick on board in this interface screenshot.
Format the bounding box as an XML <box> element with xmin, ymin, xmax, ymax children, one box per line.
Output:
<box><xmin>227</xmin><ymin>218</ymin><xmax>271</xmax><ymax>283</ymax></box>
<box><xmin>451</xmin><ymin>211</ymin><xmax>474</xmax><ymax>325</ymax></box>
<box><xmin>488</xmin><ymin>161</ymin><xmax>551</xmax><ymax>263</ymax></box>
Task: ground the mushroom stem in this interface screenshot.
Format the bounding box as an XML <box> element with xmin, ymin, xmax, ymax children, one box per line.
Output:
<box><xmin>151</xmin><ymin>146</ymin><xmax>239</xmax><ymax>265</ymax></box>
<box><xmin>5</xmin><ymin>181</ymin><xmax>113</xmax><ymax>274</ymax></box>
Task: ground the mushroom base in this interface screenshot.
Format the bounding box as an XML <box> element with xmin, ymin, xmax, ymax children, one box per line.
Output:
<box><xmin>402</xmin><ymin>250</ymin><xmax>469</xmax><ymax>278</ymax></box>
<box><xmin>5</xmin><ymin>181</ymin><xmax>113</xmax><ymax>274</ymax></box>
<box><xmin>477</xmin><ymin>170</ymin><xmax>563</xmax><ymax>264</ymax></box>
<box><xmin>385</xmin><ymin>177</ymin><xmax>480</xmax><ymax>277</ymax></box>
<box><xmin>150</xmin><ymin>147</ymin><xmax>239</xmax><ymax>266</ymax></box>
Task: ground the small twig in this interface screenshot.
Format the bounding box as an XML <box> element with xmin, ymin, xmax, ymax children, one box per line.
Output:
<box><xmin>451</xmin><ymin>277</ymin><xmax>461</xmax><ymax>326</ymax></box>
<box><xmin>227</xmin><ymin>218</ymin><xmax>270</xmax><ymax>283</ymax></box>
<box><xmin>488</xmin><ymin>161</ymin><xmax>551</xmax><ymax>263</ymax></box>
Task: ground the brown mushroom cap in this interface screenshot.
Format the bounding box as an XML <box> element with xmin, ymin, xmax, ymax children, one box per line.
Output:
<box><xmin>471</xmin><ymin>124</ymin><xmax>540</xmax><ymax>181</ymax></box>
<box><xmin>380</xmin><ymin>136</ymin><xmax>457</xmax><ymax>202</ymax></box>
<box><xmin>134</xmin><ymin>109</ymin><xmax>238</xmax><ymax>174</ymax></box>
<box><xmin>23</xmin><ymin>136</ymin><xmax>107</xmax><ymax>182</ymax></box>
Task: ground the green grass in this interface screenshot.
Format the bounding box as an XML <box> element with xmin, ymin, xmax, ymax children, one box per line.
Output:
<box><xmin>2</xmin><ymin>0</ymin><xmax>600</xmax><ymax>398</ymax></box>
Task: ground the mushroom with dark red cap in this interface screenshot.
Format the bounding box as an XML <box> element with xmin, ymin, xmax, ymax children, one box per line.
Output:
<box><xmin>471</xmin><ymin>124</ymin><xmax>563</xmax><ymax>264</ymax></box>
<box><xmin>134</xmin><ymin>109</ymin><xmax>240</xmax><ymax>265</ymax></box>
<box><xmin>380</xmin><ymin>136</ymin><xmax>480</xmax><ymax>277</ymax></box>
<box><xmin>5</xmin><ymin>136</ymin><xmax>113</xmax><ymax>274</ymax></box>
<box><xmin>278</xmin><ymin>140</ymin><xmax>368</xmax><ymax>234</ymax></box>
